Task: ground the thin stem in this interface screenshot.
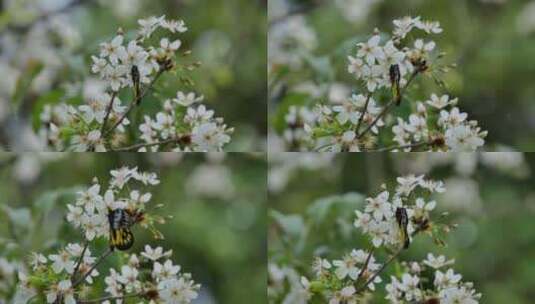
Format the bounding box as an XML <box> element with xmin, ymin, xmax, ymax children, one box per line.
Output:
<box><xmin>357</xmin><ymin>71</ymin><xmax>419</xmax><ymax>140</ymax></box>
<box><xmin>111</xmin><ymin>137</ymin><xmax>180</xmax><ymax>152</ymax></box>
<box><xmin>356</xmin><ymin>225</ymin><xmax>427</xmax><ymax>294</ymax></box>
<box><xmin>315</xmin><ymin>143</ymin><xmax>334</xmax><ymax>152</ymax></box>
<box><xmin>357</xmin><ymin>100</ymin><xmax>395</xmax><ymax>139</ymax></box>
<box><xmin>73</xmin><ymin>248</ymin><xmax>113</xmax><ymax>288</ymax></box>
<box><xmin>355</xmin><ymin>248</ymin><xmax>375</xmax><ymax>284</ymax></box>
<box><xmin>104</xmin><ymin>70</ymin><xmax>164</xmax><ymax>137</ymax></box>
<box><xmin>355</xmin><ymin>94</ymin><xmax>372</xmax><ymax>135</ymax></box>
<box><xmin>78</xmin><ymin>293</ymin><xmax>142</xmax><ymax>304</ymax></box>
<box><xmin>356</xmin><ymin>248</ymin><xmax>403</xmax><ymax>293</ymax></box>
<box><xmin>372</xmin><ymin>141</ymin><xmax>431</xmax><ymax>152</ymax></box>
<box><xmin>100</xmin><ymin>92</ymin><xmax>117</xmax><ymax>134</ymax></box>
<box><xmin>71</xmin><ymin>241</ymin><xmax>89</xmax><ymax>282</ymax></box>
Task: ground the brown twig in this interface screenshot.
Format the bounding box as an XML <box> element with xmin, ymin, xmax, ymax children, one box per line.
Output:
<box><xmin>355</xmin><ymin>93</ymin><xmax>372</xmax><ymax>135</ymax></box>
<box><xmin>70</xmin><ymin>241</ymin><xmax>89</xmax><ymax>282</ymax></box>
<box><xmin>355</xmin><ymin>248</ymin><xmax>403</xmax><ymax>293</ymax></box>
<box><xmin>72</xmin><ymin>248</ymin><xmax>113</xmax><ymax>288</ymax></box>
<box><xmin>99</xmin><ymin>92</ymin><xmax>117</xmax><ymax>134</ymax></box>
<box><xmin>356</xmin><ymin>225</ymin><xmax>428</xmax><ymax>294</ymax></box>
<box><xmin>356</xmin><ymin>100</ymin><xmax>395</xmax><ymax>140</ymax></box>
<box><xmin>104</xmin><ymin>70</ymin><xmax>164</xmax><ymax>137</ymax></box>
<box><xmin>78</xmin><ymin>293</ymin><xmax>142</xmax><ymax>303</ymax></box>
<box><xmin>372</xmin><ymin>141</ymin><xmax>432</xmax><ymax>152</ymax></box>
<box><xmin>355</xmin><ymin>248</ymin><xmax>375</xmax><ymax>283</ymax></box>
<box><xmin>111</xmin><ymin>137</ymin><xmax>181</xmax><ymax>152</ymax></box>
<box><xmin>357</xmin><ymin>71</ymin><xmax>419</xmax><ymax>140</ymax></box>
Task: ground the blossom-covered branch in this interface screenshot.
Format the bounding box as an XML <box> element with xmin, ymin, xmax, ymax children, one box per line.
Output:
<box><xmin>39</xmin><ymin>15</ymin><xmax>233</xmax><ymax>152</ymax></box>
<box><xmin>277</xmin><ymin>16</ymin><xmax>487</xmax><ymax>152</ymax></box>
<box><xmin>270</xmin><ymin>175</ymin><xmax>481</xmax><ymax>303</ymax></box>
<box><xmin>17</xmin><ymin>167</ymin><xmax>200</xmax><ymax>304</ymax></box>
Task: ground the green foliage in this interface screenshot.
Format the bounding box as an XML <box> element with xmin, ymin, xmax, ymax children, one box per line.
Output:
<box><xmin>12</xmin><ymin>60</ymin><xmax>44</xmax><ymax>108</ymax></box>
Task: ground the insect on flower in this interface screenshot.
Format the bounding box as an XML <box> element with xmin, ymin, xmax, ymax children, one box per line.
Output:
<box><xmin>131</xmin><ymin>65</ymin><xmax>141</xmax><ymax>103</ymax></box>
<box><xmin>395</xmin><ymin>207</ymin><xmax>410</xmax><ymax>249</ymax></box>
<box><xmin>390</xmin><ymin>64</ymin><xmax>401</xmax><ymax>105</ymax></box>
<box><xmin>108</xmin><ymin>208</ymin><xmax>144</xmax><ymax>251</ymax></box>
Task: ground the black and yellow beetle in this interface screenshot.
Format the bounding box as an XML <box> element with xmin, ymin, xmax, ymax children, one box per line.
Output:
<box><xmin>108</xmin><ymin>208</ymin><xmax>144</xmax><ymax>251</ymax></box>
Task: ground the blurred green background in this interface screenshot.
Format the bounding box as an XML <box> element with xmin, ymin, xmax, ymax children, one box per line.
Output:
<box><xmin>268</xmin><ymin>152</ymin><xmax>535</xmax><ymax>303</ymax></box>
<box><xmin>0</xmin><ymin>0</ymin><xmax>267</xmax><ymax>151</ymax></box>
<box><xmin>269</xmin><ymin>0</ymin><xmax>535</xmax><ymax>150</ymax></box>
<box><xmin>0</xmin><ymin>152</ymin><xmax>267</xmax><ymax>304</ymax></box>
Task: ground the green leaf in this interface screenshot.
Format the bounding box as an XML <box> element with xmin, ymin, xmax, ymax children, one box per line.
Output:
<box><xmin>272</xmin><ymin>92</ymin><xmax>310</xmax><ymax>133</ymax></box>
<box><xmin>304</xmin><ymin>55</ymin><xmax>335</xmax><ymax>82</ymax></box>
<box><xmin>31</xmin><ymin>89</ymin><xmax>65</xmax><ymax>130</ymax></box>
<box><xmin>270</xmin><ymin>209</ymin><xmax>305</xmax><ymax>240</ymax></box>
<box><xmin>33</xmin><ymin>187</ymin><xmax>82</xmax><ymax>215</ymax></box>
<box><xmin>0</xmin><ymin>12</ymin><xmax>12</xmax><ymax>31</ymax></box>
<box><xmin>0</xmin><ymin>205</ymin><xmax>33</xmax><ymax>237</ymax></box>
<box><xmin>306</xmin><ymin>192</ymin><xmax>365</xmax><ymax>224</ymax></box>
<box><xmin>12</xmin><ymin>60</ymin><xmax>44</xmax><ymax>108</ymax></box>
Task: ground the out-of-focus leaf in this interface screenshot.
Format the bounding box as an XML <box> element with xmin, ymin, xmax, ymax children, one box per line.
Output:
<box><xmin>0</xmin><ymin>205</ymin><xmax>33</xmax><ymax>237</ymax></box>
<box><xmin>306</xmin><ymin>192</ymin><xmax>364</xmax><ymax>224</ymax></box>
<box><xmin>304</xmin><ymin>55</ymin><xmax>335</xmax><ymax>82</ymax></box>
<box><xmin>272</xmin><ymin>92</ymin><xmax>309</xmax><ymax>133</ymax></box>
<box><xmin>12</xmin><ymin>60</ymin><xmax>44</xmax><ymax>108</ymax></box>
<box><xmin>332</xmin><ymin>35</ymin><xmax>367</xmax><ymax>58</ymax></box>
<box><xmin>31</xmin><ymin>89</ymin><xmax>65</xmax><ymax>130</ymax></box>
<box><xmin>270</xmin><ymin>209</ymin><xmax>304</xmax><ymax>240</ymax></box>
<box><xmin>33</xmin><ymin>187</ymin><xmax>82</xmax><ymax>216</ymax></box>
<box><xmin>0</xmin><ymin>12</ymin><xmax>11</xmax><ymax>31</ymax></box>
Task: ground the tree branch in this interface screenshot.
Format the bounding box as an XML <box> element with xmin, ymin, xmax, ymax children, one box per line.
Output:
<box><xmin>78</xmin><ymin>293</ymin><xmax>142</xmax><ymax>303</ymax></box>
<box><xmin>357</xmin><ymin>71</ymin><xmax>419</xmax><ymax>140</ymax></box>
<box><xmin>356</xmin><ymin>225</ymin><xmax>428</xmax><ymax>293</ymax></box>
<box><xmin>355</xmin><ymin>248</ymin><xmax>375</xmax><ymax>284</ymax></box>
<box><xmin>104</xmin><ymin>69</ymin><xmax>164</xmax><ymax>137</ymax></box>
<box><xmin>355</xmin><ymin>93</ymin><xmax>372</xmax><ymax>135</ymax></box>
<box><xmin>73</xmin><ymin>248</ymin><xmax>113</xmax><ymax>288</ymax></box>
<box><xmin>372</xmin><ymin>141</ymin><xmax>431</xmax><ymax>152</ymax></box>
<box><xmin>99</xmin><ymin>92</ymin><xmax>117</xmax><ymax>134</ymax></box>
<box><xmin>355</xmin><ymin>247</ymin><xmax>403</xmax><ymax>293</ymax></box>
<box><xmin>111</xmin><ymin>137</ymin><xmax>181</xmax><ymax>152</ymax></box>
<box><xmin>70</xmin><ymin>240</ymin><xmax>89</xmax><ymax>282</ymax></box>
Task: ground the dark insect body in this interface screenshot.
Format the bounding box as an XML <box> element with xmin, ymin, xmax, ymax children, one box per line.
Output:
<box><xmin>395</xmin><ymin>207</ymin><xmax>410</xmax><ymax>249</ymax></box>
<box><xmin>108</xmin><ymin>208</ymin><xmax>144</xmax><ymax>251</ymax></box>
<box><xmin>390</xmin><ymin>64</ymin><xmax>402</xmax><ymax>105</ymax></box>
<box><xmin>131</xmin><ymin>65</ymin><xmax>141</xmax><ymax>103</ymax></box>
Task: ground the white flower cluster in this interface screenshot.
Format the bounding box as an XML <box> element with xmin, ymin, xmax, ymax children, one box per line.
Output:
<box><xmin>138</xmin><ymin>93</ymin><xmax>232</xmax><ymax>152</ymax></box>
<box><xmin>348</xmin><ymin>16</ymin><xmax>442</xmax><ymax>93</ymax></box>
<box><xmin>392</xmin><ymin>94</ymin><xmax>486</xmax><ymax>151</ymax></box>
<box><xmin>38</xmin><ymin>15</ymin><xmax>232</xmax><ymax>152</ymax></box>
<box><xmin>268</xmin><ymin>263</ymin><xmax>309</xmax><ymax>304</ymax></box>
<box><xmin>282</xmin><ymin>105</ymin><xmax>317</xmax><ymax>150</ymax></box>
<box><xmin>91</xmin><ymin>16</ymin><xmax>186</xmax><ymax>92</ymax></box>
<box><xmin>46</xmin><ymin>244</ymin><xmax>98</xmax><ymax>304</ymax></box>
<box><xmin>16</xmin><ymin>167</ymin><xmax>200</xmax><ymax>304</ymax></box>
<box><xmin>66</xmin><ymin>166</ymin><xmax>159</xmax><ymax>240</ymax></box>
<box><xmin>277</xmin><ymin>16</ymin><xmax>486</xmax><ymax>152</ymax></box>
<box><xmin>354</xmin><ymin>175</ymin><xmax>444</xmax><ymax>248</ymax></box>
<box><xmin>20</xmin><ymin>244</ymin><xmax>199</xmax><ymax>304</ymax></box>
<box><xmin>385</xmin><ymin>254</ymin><xmax>481</xmax><ymax>303</ymax></box>
<box><xmin>103</xmin><ymin>246</ymin><xmax>199</xmax><ymax>304</ymax></box>
<box><xmin>40</xmin><ymin>93</ymin><xmax>130</xmax><ymax>152</ymax></box>
<box><xmin>298</xmin><ymin>250</ymin><xmax>382</xmax><ymax>304</ymax></box>
<box><xmin>268</xmin><ymin>15</ymin><xmax>318</xmax><ymax>70</ymax></box>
